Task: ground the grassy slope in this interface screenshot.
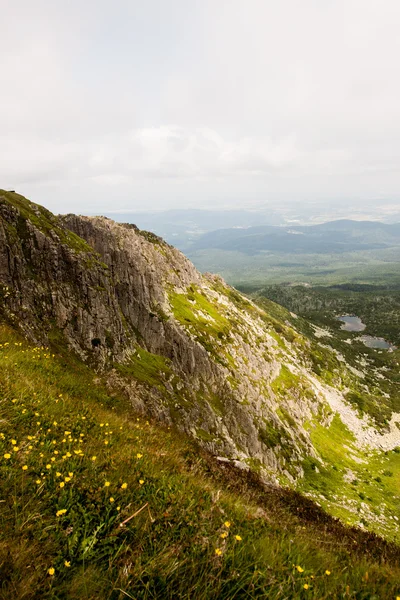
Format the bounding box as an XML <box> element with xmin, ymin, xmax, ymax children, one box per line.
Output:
<box><xmin>1</xmin><ymin>324</ymin><xmax>400</xmax><ymax>599</ymax></box>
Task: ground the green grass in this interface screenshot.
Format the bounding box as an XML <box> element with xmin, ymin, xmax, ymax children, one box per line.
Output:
<box><xmin>116</xmin><ymin>346</ymin><xmax>172</xmax><ymax>391</ymax></box>
<box><xmin>169</xmin><ymin>286</ymin><xmax>233</xmax><ymax>362</ymax></box>
<box><xmin>2</xmin><ymin>324</ymin><xmax>400</xmax><ymax>598</ymax></box>
<box><xmin>298</xmin><ymin>415</ymin><xmax>400</xmax><ymax>542</ymax></box>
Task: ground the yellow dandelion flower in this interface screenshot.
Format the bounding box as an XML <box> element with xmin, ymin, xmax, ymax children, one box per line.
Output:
<box><xmin>215</xmin><ymin>548</ymin><xmax>222</xmax><ymax>556</ymax></box>
<box><xmin>121</xmin><ymin>482</ymin><xmax>128</xmax><ymax>489</ymax></box>
<box><xmin>110</xmin><ymin>497</ymin><xmax>115</xmax><ymax>503</ymax></box>
<box><xmin>104</xmin><ymin>440</ymin><xmax>109</xmax><ymax>445</ymax></box>
<box><xmin>68</xmin><ymin>472</ymin><xmax>73</xmax><ymax>477</ymax></box>
<box><xmin>64</xmin><ymin>477</ymin><xmax>71</xmax><ymax>482</ymax></box>
<box><xmin>100</xmin><ymin>423</ymin><xmax>104</xmax><ymax>427</ymax></box>
<box><xmin>56</xmin><ymin>509</ymin><xmax>67</xmax><ymax>516</ymax></box>
<box><xmin>64</xmin><ymin>560</ymin><xmax>70</xmax><ymax>567</ymax></box>
<box><xmin>325</xmin><ymin>570</ymin><xmax>331</xmax><ymax>576</ymax></box>
<box><xmin>56</xmin><ymin>472</ymin><xmax>62</xmax><ymax>477</ymax></box>
<box><xmin>48</xmin><ymin>567</ymin><xmax>55</xmax><ymax>576</ymax></box>
<box><xmin>46</xmin><ymin>464</ymin><xmax>51</xmax><ymax>469</ymax></box>
<box><xmin>91</xmin><ymin>456</ymin><xmax>97</xmax><ymax>461</ymax></box>
<box><xmin>235</xmin><ymin>535</ymin><xmax>242</xmax><ymax>541</ymax></box>
<box><xmin>36</xmin><ymin>479</ymin><xmax>41</xmax><ymax>484</ymax></box>
<box><xmin>4</xmin><ymin>453</ymin><xmax>11</xmax><ymax>459</ymax></box>
<box><xmin>303</xmin><ymin>584</ymin><xmax>309</xmax><ymax>590</ymax></box>
<box><xmin>51</xmin><ymin>457</ymin><xmax>56</xmax><ymax>462</ymax></box>
<box><xmin>139</xmin><ymin>479</ymin><xmax>144</xmax><ymax>485</ymax></box>
<box><xmin>22</xmin><ymin>465</ymin><xmax>28</xmax><ymax>471</ymax></box>
<box><xmin>13</xmin><ymin>446</ymin><xmax>19</xmax><ymax>452</ymax></box>
<box><xmin>136</xmin><ymin>453</ymin><xmax>143</xmax><ymax>459</ymax></box>
<box><xmin>117</xmin><ymin>506</ymin><xmax>121</xmax><ymax>511</ymax></box>
<box><xmin>224</xmin><ymin>521</ymin><xmax>231</xmax><ymax>528</ymax></box>
<box><xmin>59</xmin><ymin>482</ymin><xmax>65</xmax><ymax>488</ymax></box>
<box><xmin>296</xmin><ymin>566</ymin><xmax>304</xmax><ymax>573</ymax></box>
<box><xmin>104</xmin><ymin>481</ymin><xmax>111</xmax><ymax>487</ymax></box>
<box><xmin>220</xmin><ymin>532</ymin><xmax>228</xmax><ymax>539</ymax></box>
<box><xmin>11</xmin><ymin>439</ymin><xmax>17</xmax><ymax>445</ymax></box>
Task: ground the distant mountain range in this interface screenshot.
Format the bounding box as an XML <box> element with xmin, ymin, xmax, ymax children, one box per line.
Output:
<box><xmin>187</xmin><ymin>220</ymin><xmax>400</xmax><ymax>255</ymax></box>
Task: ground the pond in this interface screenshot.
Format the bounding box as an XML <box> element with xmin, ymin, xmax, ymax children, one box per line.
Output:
<box><xmin>337</xmin><ymin>315</ymin><xmax>366</xmax><ymax>332</ymax></box>
<box><xmin>357</xmin><ymin>335</ymin><xmax>396</xmax><ymax>351</ymax></box>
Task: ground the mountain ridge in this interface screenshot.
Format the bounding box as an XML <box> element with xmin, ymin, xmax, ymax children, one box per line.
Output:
<box><xmin>1</xmin><ymin>190</ymin><xmax>400</xmax><ymax>543</ymax></box>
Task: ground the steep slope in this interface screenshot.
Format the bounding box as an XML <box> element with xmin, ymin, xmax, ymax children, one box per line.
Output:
<box><xmin>1</xmin><ymin>190</ymin><xmax>400</xmax><ymax>541</ymax></box>
<box><xmin>2</xmin><ymin>323</ymin><xmax>400</xmax><ymax>599</ymax></box>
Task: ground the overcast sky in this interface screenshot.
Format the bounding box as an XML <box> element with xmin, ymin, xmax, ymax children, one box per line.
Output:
<box><xmin>2</xmin><ymin>0</ymin><xmax>400</xmax><ymax>214</ymax></box>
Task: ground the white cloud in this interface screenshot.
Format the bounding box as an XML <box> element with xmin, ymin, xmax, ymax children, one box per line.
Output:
<box><xmin>1</xmin><ymin>0</ymin><xmax>400</xmax><ymax>212</ymax></box>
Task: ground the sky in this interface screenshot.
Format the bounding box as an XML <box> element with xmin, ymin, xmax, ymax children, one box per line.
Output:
<box><xmin>2</xmin><ymin>0</ymin><xmax>400</xmax><ymax>215</ymax></box>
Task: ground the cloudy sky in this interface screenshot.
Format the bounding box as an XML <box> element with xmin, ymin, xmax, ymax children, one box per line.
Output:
<box><xmin>2</xmin><ymin>0</ymin><xmax>400</xmax><ymax>214</ymax></box>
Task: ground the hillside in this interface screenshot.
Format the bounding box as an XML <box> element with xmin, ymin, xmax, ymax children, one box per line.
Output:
<box><xmin>1</xmin><ymin>190</ymin><xmax>400</xmax><ymax>597</ymax></box>
<box><xmin>2</xmin><ymin>323</ymin><xmax>400</xmax><ymax>599</ymax></box>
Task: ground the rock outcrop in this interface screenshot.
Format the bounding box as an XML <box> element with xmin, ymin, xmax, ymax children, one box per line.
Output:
<box><xmin>1</xmin><ymin>190</ymin><xmax>399</xmax><ymax>487</ymax></box>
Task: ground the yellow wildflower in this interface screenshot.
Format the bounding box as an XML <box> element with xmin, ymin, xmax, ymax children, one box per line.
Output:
<box><xmin>22</xmin><ymin>465</ymin><xmax>28</xmax><ymax>471</ymax></box>
<box><xmin>139</xmin><ymin>479</ymin><xmax>144</xmax><ymax>485</ymax></box>
<box><xmin>36</xmin><ymin>479</ymin><xmax>41</xmax><ymax>484</ymax></box>
<box><xmin>64</xmin><ymin>561</ymin><xmax>70</xmax><ymax>567</ymax></box>
<box><xmin>136</xmin><ymin>453</ymin><xmax>143</xmax><ymax>459</ymax></box>
<box><xmin>13</xmin><ymin>446</ymin><xmax>19</xmax><ymax>452</ymax></box>
<box><xmin>224</xmin><ymin>521</ymin><xmax>231</xmax><ymax>528</ymax></box>
<box><xmin>235</xmin><ymin>535</ymin><xmax>242</xmax><ymax>541</ymax></box>
<box><xmin>110</xmin><ymin>497</ymin><xmax>115</xmax><ymax>503</ymax></box>
<box><xmin>59</xmin><ymin>482</ymin><xmax>65</xmax><ymax>488</ymax></box>
<box><xmin>92</xmin><ymin>456</ymin><xmax>97</xmax><ymax>461</ymax></box>
<box><xmin>121</xmin><ymin>482</ymin><xmax>128</xmax><ymax>489</ymax></box>
<box><xmin>11</xmin><ymin>439</ymin><xmax>17</xmax><ymax>445</ymax></box>
<box><xmin>56</xmin><ymin>509</ymin><xmax>67</xmax><ymax>516</ymax></box>
<box><xmin>68</xmin><ymin>472</ymin><xmax>73</xmax><ymax>477</ymax></box>
<box><xmin>117</xmin><ymin>506</ymin><xmax>121</xmax><ymax>511</ymax></box>
<box><xmin>215</xmin><ymin>548</ymin><xmax>222</xmax><ymax>556</ymax></box>
<box><xmin>4</xmin><ymin>453</ymin><xmax>11</xmax><ymax>459</ymax></box>
<box><xmin>304</xmin><ymin>584</ymin><xmax>309</xmax><ymax>590</ymax></box>
<box><xmin>46</xmin><ymin>464</ymin><xmax>51</xmax><ymax>469</ymax></box>
<box><xmin>325</xmin><ymin>570</ymin><xmax>331</xmax><ymax>575</ymax></box>
<box><xmin>104</xmin><ymin>481</ymin><xmax>110</xmax><ymax>487</ymax></box>
<box><xmin>64</xmin><ymin>477</ymin><xmax>71</xmax><ymax>482</ymax></box>
<box><xmin>296</xmin><ymin>566</ymin><xmax>304</xmax><ymax>573</ymax></box>
<box><xmin>48</xmin><ymin>567</ymin><xmax>55</xmax><ymax>576</ymax></box>
<box><xmin>220</xmin><ymin>532</ymin><xmax>228</xmax><ymax>539</ymax></box>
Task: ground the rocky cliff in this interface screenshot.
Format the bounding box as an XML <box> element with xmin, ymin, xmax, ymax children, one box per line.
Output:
<box><xmin>1</xmin><ymin>190</ymin><xmax>400</xmax><ymax>494</ymax></box>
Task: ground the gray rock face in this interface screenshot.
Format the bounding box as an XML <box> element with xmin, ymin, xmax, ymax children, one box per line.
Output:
<box><xmin>0</xmin><ymin>191</ymin><xmax>349</xmax><ymax>482</ymax></box>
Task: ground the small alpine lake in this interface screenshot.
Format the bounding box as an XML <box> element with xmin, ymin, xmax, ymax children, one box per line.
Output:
<box><xmin>337</xmin><ymin>315</ymin><xmax>396</xmax><ymax>351</ymax></box>
<box><xmin>337</xmin><ymin>315</ymin><xmax>366</xmax><ymax>332</ymax></box>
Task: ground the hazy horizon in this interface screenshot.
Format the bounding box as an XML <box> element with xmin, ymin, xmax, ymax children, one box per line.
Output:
<box><xmin>2</xmin><ymin>1</ymin><xmax>400</xmax><ymax>215</ymax></box>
